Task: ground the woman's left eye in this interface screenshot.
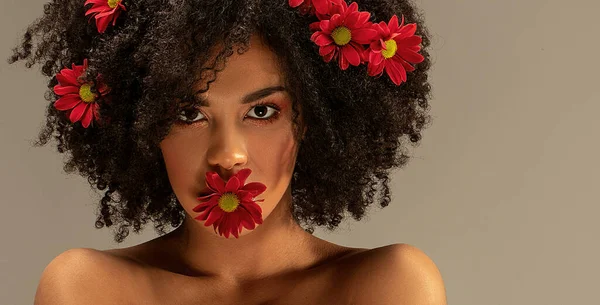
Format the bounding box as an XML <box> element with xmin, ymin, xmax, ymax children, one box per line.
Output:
<box><xmin>246</xmin><ymin>103</ymin><xmax>280</xmax><ymax>120</ymax></box>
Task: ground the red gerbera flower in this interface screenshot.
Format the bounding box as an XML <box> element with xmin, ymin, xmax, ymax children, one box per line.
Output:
<box><xmin>365</xmin><ymin>15</ymin><xmax>425</xmax><ymax>86</ymax></box>
<box><xmin>288</xmin><ymin>0</ymin><xmax>337</xmax><ymax>16</ymax></box>
<box><xmin>309</xmin><ymin>1</ymin><xmax>378</xmax><ymax>70</ymax></box>
<box><xmin>84</xmin><ymin>0</ymin><xmax>127</xmax><ymax>34</ymax></box>
<box><xmin>193</xmin><ymin>168</ymin><xmax>267</xmax><ymax>239</ymax></box>
<box><xmin>53</xmin><ymin>58</ymin><xmax>110</xmax><ymax>128</ymax></box>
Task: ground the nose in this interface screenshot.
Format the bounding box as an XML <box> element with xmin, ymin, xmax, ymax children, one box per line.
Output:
<box><xmin>206</xmin><ymin>124</ymin><xmax>248</xmax><ymax>178</ymax></box>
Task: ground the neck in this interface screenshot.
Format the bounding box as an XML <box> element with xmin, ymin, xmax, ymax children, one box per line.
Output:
<box><xmin>167</xmin><ymin>191</ymin><xmax>331</xmax><ymax>286</ymax></box>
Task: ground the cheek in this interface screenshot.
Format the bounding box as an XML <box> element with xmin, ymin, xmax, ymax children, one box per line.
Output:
<box><xmin>248</xmin><ymin>128</ymin><xmax>298</xmax><ymax>194</ymax></box>
<box><xmin>159</xmin><ymin>136</ymin><xmax>204</xmax><ymax>196</ymax></box>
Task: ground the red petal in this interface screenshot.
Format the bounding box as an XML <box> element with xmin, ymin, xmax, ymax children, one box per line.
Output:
<box><xmin>240</xmin><ymin>182</ymin><xmax>267</xmax><ymax>196</ymax></box>
<box><xmin>347</xmin><ymin>2</ymin><xmax>358</xmax><ymax>14</ymax></box>
<box><xmin>388</xmin><ymin>15</ymin><xmax>399</xmax><ymax>33</ymax></box>
<box><xmin>240</xmin><ymin>202</ymin><xmax>263</xmax><ymax>224</ymax></box>
<box><xmin>86</xmin><ymin>6</ymin><xmax>109</xmax><ymax>15</ymax></box>
<box><xmin>54</xmin><ymin>95</ymin><xmax>81</xmax><ymax>110</ymax></box>
<box><xmin>234</xmin><ymin>168</ymin><xmax>252</xmax><ymax>185</ymax></box>
<box><xmin>397</xmin><ymin>35</ymin><xmax>422</xmax><ymax>48</ymax></box>
<box><xmin>56</xmin><ymin>72</ymin><xmax>79</xmax><ymax>87</ymax></box>
<box><xmin>206</xmin><ymin>172</ymin><xmax>226</xmax><ymax>193</ymax></box>
<box><xmin>81</xmin><ymin>105</ymin><xmax>94</xmax><ymax>128</ymax></box>
<box><xmin>345</xmin><ymin>11</ymin><xmax>360</xmax><ymax>27</ymax></box>
<box><xmin>398</xmin><ymin>23</ymin><xmax>417</xmax><ymax>39</ymax></box>
<box><xmin>92</xmin><ymin>103</ymin><xmax>101</xmax><ymax>121</ymax></box>
<box><xmin>380</xmin><ymin>22</ymin><xmax>390</xmax><ymax>38</ymax></box>
<box><xmin>195</xmin><ymin>202</ymin><xmax>215</xmax><ymax>219</ymax></box>
<box><xmin>54</xmin><ymin>85</ymin><xmax>79</xmax><ymax>96</ymax></box>
<box><xmin>397</xmin><ymin>56</ymin><xmax>417</xmax><ymax>72</ymax></box>
<box><xmin>313</xmin><ymin>0</ymin><xmax>331</xmax><ymax>15</ymax></box>
<box><xmin>369</xmin><ymin>51</ymin><xmax>384</xmax><ymax>66</ymax></box>
<box><xmin>338</xmin><ymin>52</ymin><xmax>349</xmax><ymax>70</ymax></box>
<box><xmin>197</xmin><ymin>192</ymin><xmax>220</xmax><ymax>202</ymax></box>
<box><xmin>385</xmin><ymin>60</ymin><xmax>407</xmax><ymax>86</ymax></box>
<box><xmin>329</xmin><ymin>14</ymin><xmax>342</xmax><ymax>28</ymax></box>
<box><xmin>111</xmin><ymin>10</ymin><xmax>122</xmax><ymax>26</ymax></box>
<box><xmin>69</xmin><ymin>102</ymin><xmax>88</xmax><ymax>123</ymax></box>
<box><xmin>239</xmin><ymin>211</ymin><xmax>256</xmax><ymax>230</ymax></box>
<box><xmin>193</xmin><ymin>197</ymin><xmax>218</xmax><ymax>213</ymax></box>
<box><xmin>341</xmin><ymin>45</ymin><xmax>361</xmax><ymax>67</ymax></box>
<box><xmin>204</xmin><ymin>207</ymin><xmax>224</xmax><ymax>227</ymax></box>
<box><xmin>230</xmin><ymin>213</ymin><xmax>240</xmax><ymax>238</ymax></box>
<box><xmin>95</xmin><ymin>16</ymin><xmax>112</xmax><ymax>33</ymax></box>
<box><xmin>367</xmin><ymin>60</ymin><xmax>385</xmax><ymax>77</ymax></box>
<box><xmin>84</xmin><ymin>0</ymin><xmax>102</xmax><ymax>6</ymax></box>
<box><xmin>397</xmin><ymin>45</ymin><xmax>425</xmax><ymax>64</ymax></box>
<box><xmin>95</xmin><ymin>8</ymin><xmax>118</xmax><ymax>19</ymax></box>
<box><xmin>319</xmin><ymin>20</ymin><xmax>331</xmax><ymax>32</ymax></box>
<box><xmin>309</xmin><ymin>21</ymin><xmax>321</xmax><ymax>32</ymax></box>
<box><xmin>319</xmin><ymin>44</ymin><xmax>336</xmax><ymax>56</ymax></box>
<box><xmin>220</xmin><ymin>216</ymin><xmax>231</xmax><ymax>238</ymax></box>
<box><xmin>289</xmin><ymin>0</ymin><xmax>304</xmax><ymax>8</ymax></box>
<box><xmin>225</xmin><ymin>176</ymin><xmax>240</xmax><ymax>192</ymax></box>
<box><xmin>356</xmin><ymin>12</ymin><xmax>371</xmax><ymax>28</ymax></box>
<box><xmin>323</xmin><ymin>49</ymin><xmax>336</xmax><ymax>62</ymax></box>
<box><xmin>59</xmin><ymin>68</ymin><xmax>79</xmax><ymax>81</ymax></box>
<box><xmin>351</xmin><ymin>28</ymin><xmax>378</xmax><ymax>44</ymax></box>
<box><xmin>311</xmin><ymin>32</ymin><xmax>333</xmax><ymax>46</ymax></box>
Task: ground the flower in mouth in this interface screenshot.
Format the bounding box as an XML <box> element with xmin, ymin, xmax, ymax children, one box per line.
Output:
<box><xmin>193</xmin><ymin>168</ymin><xmax>267</xmax><ymax>239</ymax></box>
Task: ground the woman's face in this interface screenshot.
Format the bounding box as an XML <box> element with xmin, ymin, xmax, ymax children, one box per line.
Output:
<box><xmin>159</xmin><ymin>35</ymin><xmax>303</xmax><ymax>238</ymax></box>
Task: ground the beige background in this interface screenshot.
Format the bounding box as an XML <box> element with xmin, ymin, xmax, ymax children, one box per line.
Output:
<box><xmin>1</xmin><ymin>0</ymin><xmax>599</xmax><ymax>304</ymax></box>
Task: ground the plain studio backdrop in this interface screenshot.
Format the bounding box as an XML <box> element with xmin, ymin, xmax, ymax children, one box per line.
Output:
<box><xmin>1</xmin><ymin>0</ymin><xmax>598</xmax><ymax>304</ymax></box>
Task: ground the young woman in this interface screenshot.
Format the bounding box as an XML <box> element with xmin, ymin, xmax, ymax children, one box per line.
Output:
<box><xmin>9</xmin><ymin>0</ymin><xmax>446</xmax><ymax>304</ymax></box>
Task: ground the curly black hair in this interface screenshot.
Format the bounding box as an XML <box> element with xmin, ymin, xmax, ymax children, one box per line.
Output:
<box><xmin>7</xmin><ymin>0</ymin><xmax>433</xmax><ymax>243</ymax></box>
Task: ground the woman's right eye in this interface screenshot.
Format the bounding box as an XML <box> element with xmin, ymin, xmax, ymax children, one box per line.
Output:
<box><xmin>177</xmin><ymin>108</ymin><xmax>205</xmax><ymax>124</ymax></box>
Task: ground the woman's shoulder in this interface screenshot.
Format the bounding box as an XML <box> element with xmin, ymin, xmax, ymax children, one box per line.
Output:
<box><xmin>34</xmin><ymin>248</ymin><xmax>142</xmax><ymax>305</ymax></box>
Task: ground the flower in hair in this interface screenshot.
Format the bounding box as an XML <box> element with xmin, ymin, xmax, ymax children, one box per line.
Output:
<box><xmin>364</xmin><ymin>15</ymin><xmax>425</xmax><ymax>85</ymax></box>
<box><xmin>309</xmin><ymin>1</ymin><xmax>378</xmax><ymax>70</ymax></box>
<box><xmin>53</xmin><ymin>58</ymin><xmax>110</xmax><ymax>128</ymax></box>
<box><xmin>289</xmin><ymin>0</ymin><xmax>337</xmax><ymax>16</ymax></box>
<box><xmin>84</xmin><ymin>0</ymin><xmax>127</xmax><ymax>34</ymax></box>
<box><xmin>193</xmin><ymin>168</ymin><xmax>267</xmax><ymax>239</ymax></box>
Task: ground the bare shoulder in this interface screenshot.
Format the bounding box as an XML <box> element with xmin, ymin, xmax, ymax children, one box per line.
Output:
<box><xmin>33</xmin><ymin>248</ymin><xmax>139</xmax><ymax>305</ymax></box>
<box><xmin>341</xmin><ymin>243</ymin><xmax>448</xmax><ymax>305</ymax></box>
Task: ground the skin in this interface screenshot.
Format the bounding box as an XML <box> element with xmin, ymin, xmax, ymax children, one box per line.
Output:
<box><xmin>33</xmin><ymin>33</ymin><xmax>447</xmax><ymax>305</ymax></box>
<box><xmin>155</xmin><ymin>33</ymin><xmax>359</xmax><ymax>288</ymax></box>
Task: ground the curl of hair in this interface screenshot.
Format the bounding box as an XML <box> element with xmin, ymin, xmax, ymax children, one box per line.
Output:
<box><xmin>8</xmin><ymin>0</ymin><xmax>434</xmax><ymax>243</ymax></box>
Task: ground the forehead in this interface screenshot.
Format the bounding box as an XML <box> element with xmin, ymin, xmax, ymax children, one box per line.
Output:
<box><xmin>196</xmin><ymin>35</ymin><xmax>285</xmax><ymax>100</ymax></box>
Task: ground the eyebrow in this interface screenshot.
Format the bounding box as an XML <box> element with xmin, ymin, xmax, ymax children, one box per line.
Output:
<box><xmin>194</xmin><ymin>85</ymin><xmax>287</xmax><ymax>107</ymax></box>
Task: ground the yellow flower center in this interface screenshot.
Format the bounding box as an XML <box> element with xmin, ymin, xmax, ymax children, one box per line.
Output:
<box><xmin>381</xmin><ymin>39</ymin><xmax>398</xmax><ymax>59</ymax></box>
<box><xmin>79</xmin><ymin>84</ymin><xmax>96</xmax><ymax>103</ymax></box>
<box><xmin>107</xmin><ymin>0</ymin><xmax>120</xmax><ymax>8</ymax></box>
<box><xmin>218</xmin><ymin>192</ymin><xmax>240</xmax><ymax>213</ymax></box>
<box><xmin>331</xmin><ymin>26</ymin><xmax>352</xmax><ymax>46</ymax></box>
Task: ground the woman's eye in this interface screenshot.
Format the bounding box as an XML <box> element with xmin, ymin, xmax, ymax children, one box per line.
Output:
<box><xmin>177</xmin><ymin>104</ymin><xmax>280</xmax><ymax>124</ymax></box>
<box><xmin>177</xmin><ymin>108</ymin><xmax>205</xmax><ymax>123</ymax></box>
<box><xmin>246</xmin><ymin>104</ymin><xmax>279</xmax><ymax>120</ymax></box>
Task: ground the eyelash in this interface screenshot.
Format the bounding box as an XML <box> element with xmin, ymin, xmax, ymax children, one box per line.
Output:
<box><xmin>177</xmin><ymin>101</ymin><xmax>281</xmax><ymax>126</ymax></box>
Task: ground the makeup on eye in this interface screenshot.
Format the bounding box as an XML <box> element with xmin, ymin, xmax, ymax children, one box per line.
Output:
<box><xmin>176</xmin><ymin>100</ymin><xmax>282</xmax><ymax>125</ymax></box>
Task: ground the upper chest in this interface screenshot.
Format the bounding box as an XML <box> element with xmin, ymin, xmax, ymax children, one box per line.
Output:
<box><xmin>120</xmin><ymin>256</ymin><xmax>357</xmax><ymax>305</ymax></box>
<box><xmin>102</xmin><ymin>243</ymin><xmax>400</xmax><ymax>305</ymax></box>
